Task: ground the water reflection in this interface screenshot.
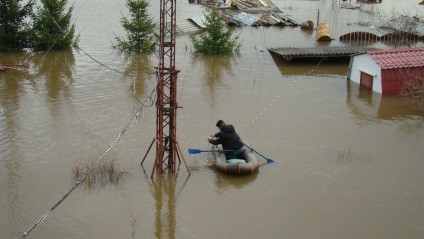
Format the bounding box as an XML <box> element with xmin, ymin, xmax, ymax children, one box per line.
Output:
<box><xmin>0</xmin><ymin>52</ymin><xmax>33</xmax><ymax>161</ymax></box>
<box><xmin>271</xmin><ymin>54</ymin><xmax>350</xmax><ymax>76</ymax></box>
<box><xmin>143</xmin><ymin>169</ymin><xmax>190</xmax><ymax>239</ymax></box>
<box><xmin>121</xmin><ymin>53</ymin><xmax>153</xmax><ymax>98</ymax></box>
<box><xmin>0</xmin><ymin>52</ymin><xmax>32</xmax><ymax>102</ymax></box>
<box><xmin>357</xmin><ymin>85</ymin><xmax>374</xmax><ymax>105</ymax></box>
<box><xmin>32</xmin><ymin>50</ymin><xmax>75</xmax><ymax>101</ymax></box>
<box><xmin>213</xmin><ymin>171</ymin><xmax>258</xmax><ymax>194</ymax></box>
<box><xmin>0</xmin><ymin>51</ymin><xmax>75</xmax><ymax>237</ymax></box>
<box><xmin>0</xmin><ymin>1</ymin><xmax>423</xmax><ymax>238</ymax></box>
<box><xmin>191</xmin><ymin>54</ymin><xmax>235</xmax><ymax>97</ymax></box>
<box><xmin>346</xmin><ymin>81</ymin><xmax>424</xmax><ymax>122</ymax></box>
<box><xmin>300</xmin><ymin>27</ymin><xmax>314</xmax><ymax>37</ymax></box>
<box><xmin>0</xmin><ymin>147</ymin><xmax>25</xmax><ymax>237</ymax></box>
<box><xmin>0</xmin><ymin>52</ymin><xmax>32</xmax><ymax>236</ymax></box>
<box><xmin>377</xmin><ymin>96</ymin><xmax>424</xmax><ymax>119</ymax></box>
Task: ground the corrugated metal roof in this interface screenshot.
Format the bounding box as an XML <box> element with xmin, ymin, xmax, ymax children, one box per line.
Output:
<box><xmin>368</xmin><ymin>47</ymin><xmax>424</xmax><ymax>69</ymax></box>
<box><xmin>189</xmin><ymin>16</ymin><xmax>206</xmax><ymax>29</ymax></box>
<box><xmin>231</xmin><ymin>12</ymin><xmax>261</xmax><ymax>26</ymax></box>
<box><xmin>268</xmin><ymin>46</ymin><xmax>376</xmax><ymax>60</ymax></box>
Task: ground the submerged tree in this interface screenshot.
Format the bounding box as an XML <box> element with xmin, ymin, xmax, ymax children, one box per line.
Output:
<box><xmin>401</xmin><ymin>68</ymin><xmax>424</xmax><ymax>97</ymax></box>
<box><xmin>191</xmin><ymin>9</ymin><xmax>241</xmax><ymax>55</ymax></box>
<box><xmin>0</xmin><ymin>0</ymin><xmax>34</xmax><ymax>51</ymax></box>
<box><xmin>112</xmin><ymin>0</ymin><xmax>157</xmax><ymax>53</ymax></box>
<box><xmin>400</xmin><ymin>68</ymin><xmax>424</xmax><ymax>111</ymax></box>
<box><xmin>31</xmin><ymin>0</ymin><xmax>79</xmax><ymax>51</ymax></box>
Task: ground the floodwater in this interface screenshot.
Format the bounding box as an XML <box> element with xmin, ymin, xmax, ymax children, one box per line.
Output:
<box><xmin>1</xmin><ymin>0</ymin><xmax>424</xmax><ymax>238</ymax></box>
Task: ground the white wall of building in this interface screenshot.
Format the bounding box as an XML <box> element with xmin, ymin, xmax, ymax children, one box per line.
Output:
<box><xmin>349</xmin><ymin>54</ymin><xmax>382</xmax><ymax>94</ymax></box>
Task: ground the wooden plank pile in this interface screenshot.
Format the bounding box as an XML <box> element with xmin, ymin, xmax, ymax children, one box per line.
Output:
<box><xmin>232</xmin><ymin>0</ymin><xmax>260</xmax><ymax>9</ymax></box>
<box><xmin>199</xmin><ymin>0</ymin><xmax>270</xmax><ymax>10</ymax></box>
<box><xmin>255</xmin><ymin>12</ymin><xmax>282</xmax><ymax>26</ymax></box>
<box><xmin>196</xmin><ymin>0</ymin><xmax>299</xmax><ymax>26</ymax></box>
<box><xmin>254</xmin><ymin>12</ymin><xmax>299</xmax><ymax>26</ymax></box>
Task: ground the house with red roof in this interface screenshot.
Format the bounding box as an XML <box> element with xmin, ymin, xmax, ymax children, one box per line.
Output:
<box><xmin>348</xmin><ymin>47</ymin><xmax>424</xmax><ymax>96</ymax></box>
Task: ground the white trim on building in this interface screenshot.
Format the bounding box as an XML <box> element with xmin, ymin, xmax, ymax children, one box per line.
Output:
<box><xmin>349</xmin><ymin>54</ymin><xmax>382</xmax><ymax>94</ymax></box>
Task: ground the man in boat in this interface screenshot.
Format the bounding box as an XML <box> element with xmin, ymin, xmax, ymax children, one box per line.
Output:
<box><xmin>208</xmin><ymin>120</ymin><xmax>244</xmax><ymax>160</ymax></box>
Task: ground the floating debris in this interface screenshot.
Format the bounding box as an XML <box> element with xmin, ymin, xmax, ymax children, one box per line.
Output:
<box><xmin>0</xmin><ymin>64</ymin><xmax>29</xmax><ymax>72</ymax></box>
<box><xmin>300</xmin><ymin>20</ymin><xmax>314</xmax><ymax>30</ymax></box>
<box><xmin>316</xmin><ymin>23</ymin><xmax>333</xmax><ymax>41</ymax></box>
<box><xmin>197</xmin><ymin>0</ymin><xmax>300</xmax><ymax>26</ymax></box>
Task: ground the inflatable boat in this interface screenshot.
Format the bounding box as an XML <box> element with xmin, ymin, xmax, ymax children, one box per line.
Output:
<box><xmin>211</xmin><ymin>144</ymin><xmax>259</xmax><ymax>175</ymax></box>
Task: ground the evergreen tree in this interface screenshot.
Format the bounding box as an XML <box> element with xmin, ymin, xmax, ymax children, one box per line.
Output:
<box><xmin>31</xmin><ymin>0</ymin><xmax>79</xmax><ymax>51</ymax></box>
<box><xmin>191</xmin><ymin>10</ymin><xmax>241</xmax><ymax>55</ymax></box>
<box><xmin>0</xmin><ymin>0</ymin><xmax>34</xmax><ymax>51</ymax></box>
<box><xmin>113</xmin><ymin>0</ymin><xmax>157</xmax><ymax>53</ymax></box>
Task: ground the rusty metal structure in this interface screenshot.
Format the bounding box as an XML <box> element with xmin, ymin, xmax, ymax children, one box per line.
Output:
<box><xmin>141</xmin><ymin>0</ymin><xmax>190</xmax><ymax>177</ymax></box>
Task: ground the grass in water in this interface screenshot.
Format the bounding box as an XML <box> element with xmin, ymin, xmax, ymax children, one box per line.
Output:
<box><xmin>72</xmin><ymin>153</ymin><xmax>128</xmax><ymax>188</ymax></box>
<box><xmin>337</xmin><ymin>148</ymin><xmax>371</xmax><ymax>162</ymax></box>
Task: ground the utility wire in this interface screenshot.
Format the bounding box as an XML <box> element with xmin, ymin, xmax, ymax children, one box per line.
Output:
<box><xmin>74</xmin><ymin>46</ymin><xmax>134</xmax><ymax>77</ymax></box>
<box><xmin>18</xmin><ymin>3</ymin><xmax>163</xmax><ymax>238</ymax></box>
<box><xmin>239</xmin><ymin>54</ymin><xmax>327</xmax><ymax>135</ymax></box>
<box><xmin>19</xmin><ymin>83</ymin><xmax>157</xmax><ymax>239</ymax></box>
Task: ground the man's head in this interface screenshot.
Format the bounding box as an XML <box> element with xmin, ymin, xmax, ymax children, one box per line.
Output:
<box><xmin>216</xmin><ymin>120</ymin><xmax>225</xmax><ymax>129</ymax></box>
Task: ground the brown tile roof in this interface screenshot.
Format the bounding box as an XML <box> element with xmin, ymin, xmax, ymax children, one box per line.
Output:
<box><xmin>367</xmin><ymin>47</ymin><xmax>424</xmax><ymax>69</ymax></box>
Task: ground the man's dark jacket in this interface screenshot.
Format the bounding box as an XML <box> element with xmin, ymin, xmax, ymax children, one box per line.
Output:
<box><xmin>209</xmin><ymin>125</ymin><xmax>244</xmax><ymax>152</ymax></box>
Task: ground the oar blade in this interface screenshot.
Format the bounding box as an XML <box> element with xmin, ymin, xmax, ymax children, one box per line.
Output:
<box><xmin>188</xmin><ymin>149</ymin><xmax>202</xmax><ymax>154</ymax></box>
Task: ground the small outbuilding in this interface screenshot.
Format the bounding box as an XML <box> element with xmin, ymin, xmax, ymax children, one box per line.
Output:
<box><xmin>348</xmin><ymin>47</ymin><xmax>424</xmax><ymax>96</ymax></box>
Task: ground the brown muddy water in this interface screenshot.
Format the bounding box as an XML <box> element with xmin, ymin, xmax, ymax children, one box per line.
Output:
<box><xmin>1</xmin><ymin>0</ymin><xmax>424</xmax><ymax>238</ymax></box>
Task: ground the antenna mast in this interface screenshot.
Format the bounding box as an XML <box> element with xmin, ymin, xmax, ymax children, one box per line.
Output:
<box><xmin>141</xmin><ymin>0</ymin><xmax>190</xmax><ymax>177</ymax></box>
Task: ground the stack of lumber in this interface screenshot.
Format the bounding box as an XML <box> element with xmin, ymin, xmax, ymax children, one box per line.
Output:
<box><xmin>198</xmin><ymin>0</ymin><xmax>217</xmax><ymax>8</ymax></box>
<box><xmin>232</xmin><ymin>0</ymin><xmax>260</xmax><ymax>9</ymax></box>
<box><xmin>199</xmin><ymin>0</ymin><xmax>271</xmax><ymax>10</ymax></box>
<box><xmin>255</xmin><ymin>12</ymin><xmax>281</xmax><ymax>25</ymax></box>
<box><xmin>254</xmin><ymin>12</ymin><xmax>299</xmax><ymax>26</ymax></box>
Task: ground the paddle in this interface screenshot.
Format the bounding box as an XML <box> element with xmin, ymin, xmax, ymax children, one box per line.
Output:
<box><xmin>240</xmin><ymin>141</ymin><xmax>275</xmax><ymax>163</ymax></box>
<box><xmin>188</xmin><ymin>149</ymin><xmax>234</xmax><ymax>155</ymax></box>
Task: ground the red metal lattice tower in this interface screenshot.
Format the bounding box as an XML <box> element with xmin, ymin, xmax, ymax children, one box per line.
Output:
<box><xmin>141</xmin><ymin>0</ymin><xmax>190</xmax><ymax>177</ymax></box>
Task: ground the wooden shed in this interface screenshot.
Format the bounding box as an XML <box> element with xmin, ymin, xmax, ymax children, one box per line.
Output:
<box><xmin>348</xmin><ymin>47</ymin><xmax>424</xmax><ymax>96</ymax></box>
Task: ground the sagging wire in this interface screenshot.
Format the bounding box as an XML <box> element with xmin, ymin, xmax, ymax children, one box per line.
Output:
<box><xmin>43</xmin><ymin>2</ymin><xmax>134</xmax><ymax>78</ymax></box>
<box><xmin>19</xmin><ymin>76</ymin><xmax>159</xmax><ymax>238</ymax></box>
<box><xmin>74</xmin><ymin>46</ymin><xmax>134</xmax><ymax>77</ymax></box>
<box><xmin>178</xmin><ymin>50</ymin><xmax>193</xmax><ymax>104</ymax></box>
<box><xmin>250</xmin><ymin>27</ymin><xmax>261</xmax><ymax>81</ymax></box>
<box><xmin>34</xmin><ymin>37</ymin><xmax>60</xmax><ymax>65</ymax></box>
<box><xmin>239</xmin><ymin>56</ymin><xmax>327</xmax><ymax>134</ymax></box>
<box><xmin>256</xmin><ymin>26</ymin><xmax>269</xmax><ymax>81</ymax></box>
<box><xmin>18</xmin><ymin>3</ymin><xmax>162</xmax><ymax>238</ymax></box>
<box><xmin>42</xmin><ymin>0</ymin><xmax>154</xmax><ymax>126</ymax></box>
<box><xmin>248</xmin><ymin>26</ymin><xmax>269</xmax><ymax>83</ymax></box>
<box><xmin>311</xmin><ymin>57</ymin><xmax>326</xmax><ymax>73</ymax></box>
<box><xmin>248</xmin><ymin>26</ymin><xmax>262</xmax><ymax>81</ymax></box>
